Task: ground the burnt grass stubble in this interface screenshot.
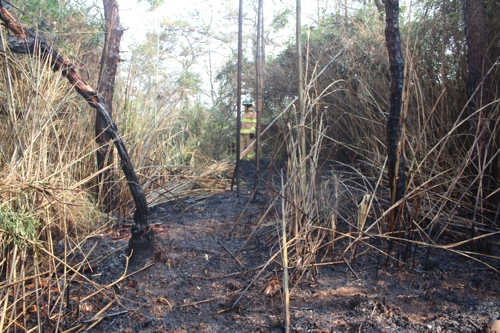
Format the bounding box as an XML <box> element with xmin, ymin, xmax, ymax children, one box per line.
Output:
<box><xmin>84</xmin><ymin>161</ymin><xmax>499</xmax><ymax>332</ymax></box>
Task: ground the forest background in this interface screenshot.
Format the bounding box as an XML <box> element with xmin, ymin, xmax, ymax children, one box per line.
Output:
<box><xmin>0</xmin><ymin>0</ymin><xmax>499</xmax><ymax>331</ymax></box>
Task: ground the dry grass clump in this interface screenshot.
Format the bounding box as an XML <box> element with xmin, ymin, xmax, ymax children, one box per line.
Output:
<box><xmin>0</xmin><ymin>170</ymin><xmax>103</xmax><ymax>237</ymax></box>
<box><xmin>0</xmin><ymin>50</ymin><xmax>104</xmax><ymax>235</ymax></box>
<box><xmin>146</xmin><ymin>160</ymin><xmax>234</xmax><ymax>208</ymax></box>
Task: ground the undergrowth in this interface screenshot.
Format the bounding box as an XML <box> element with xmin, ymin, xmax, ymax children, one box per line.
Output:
<box><xmin>0</xmin><ymin>1</ymin><xmax>498</xmax><ymax>332</ymax></box>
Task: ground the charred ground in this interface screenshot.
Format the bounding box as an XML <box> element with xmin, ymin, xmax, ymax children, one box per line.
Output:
<box><xmin>77</xmin><ymin>162</ymin><xmax>499</xmax><ymax>333</ymax></box>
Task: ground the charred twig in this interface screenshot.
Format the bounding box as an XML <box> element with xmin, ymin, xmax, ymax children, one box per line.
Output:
<box><xmin>217</xmin><ymin>240</ymin><xmax>245</xmax><ymax>269</ymax></box>
<box><xmin>176</xmin><ymin>298</ymin><xmax>217</xmax><ymax>309</ymax></box>
<box><xmin>235</xmin><ymin>195</ymin><xmax>280</xmax><ymax>253</ymax></box>
<box><xmin>80</xmin><ymin>260</ymin><xmax>155</xmax><ymax>303</ymax></box>
<box><xmin>64</xmin><ymin>301</ymin><xmax>115</xmax><ymax>333</ymax></box>
<box><xmin>186</xmin><ymin>264</ymin><xmax>267</xmax><ymax>280</ymax></box>
<box><xmin>343</xmin><ymin>257</ymin><xmax>359</xmax><ymax>280</ymax></box>
<box><xmin>232</xmin><ymin>249</ymin><xmax>282</xmax><ymax>309</ymax></box>
<box><xmin>81</xmin><ymin>310</ymin><xmax>128</xmax><ymax>324</ymax></box>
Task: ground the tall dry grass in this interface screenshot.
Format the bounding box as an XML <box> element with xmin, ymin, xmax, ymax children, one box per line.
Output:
<box><xmin>265</xmin><ymin>7</ymin><xmax>500</xmax><ymax>288</ymax></box>
<box><xmin>0</xmin><ymin>24</ymin><xmax>117</xmax><ymax>329</ymax></box>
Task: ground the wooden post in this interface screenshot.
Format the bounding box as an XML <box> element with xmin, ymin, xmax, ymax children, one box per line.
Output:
<box><xmin>255</xmin><ymin>0</ymin><xmax>264</xmax><ymax>191</ymax></box>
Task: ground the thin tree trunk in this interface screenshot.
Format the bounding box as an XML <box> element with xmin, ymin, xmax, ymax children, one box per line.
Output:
<box><xmin>231</xmin><ymin>0</ymin><xmax>243</xmax><ymax>196</ymax></box>
<box><xmin>461</xmin><ymin>0</ymin><xmax>497</xmax><ymax>216</ymax></box>
<box><xmin>255</xmin><ymin>0</ymin><xmax>264</xmax><ymax>189</ymax></box>
<box><xmin>440</xmin><ymin>0</ymin><xmax>447</xmax><ymax>139</ymax></box>
<box><xmin>96</xmin><ymin>0</ymin><xmax>123</xmax><ymax>214</ymax></box>
<box><xmin>384</xmin><ymin>0</ymin><xmax>406</xmax><ymax>239</ymax></box>
<box><xmin>296</xmin><ymin>0</ymin><xmax>307</xmax><ymax>200</ymax></box>
<box><xmin>373</xmin><ymin>0</ymin><xmax>384</xmax><ymax>19</ymax></box>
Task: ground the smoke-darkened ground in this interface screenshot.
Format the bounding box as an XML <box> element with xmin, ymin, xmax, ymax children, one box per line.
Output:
<box><xmin>82</xmin><ymin>164</ymin><xmax>499</xmax><ymax>333</ymax></box>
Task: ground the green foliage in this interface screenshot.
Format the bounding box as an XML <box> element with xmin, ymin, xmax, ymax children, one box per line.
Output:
<box><xmin>139</xmin><ymin>0</ymin><xmax>165</xmax><ymax>11</ymax></box>
<box><xmin>19</xmin><ymin>0</ymin><xmax>103</xmax><ymax>38</ymax></box>
<box><xmin>270</xmin><ymin>8</ymin><xmax>293</xmax><ymax>32</ymax></box>
<box><xmin>177</xmin><ymin>70</ymin><xmax>202</xmax><ymax>95</ymax></box>
<box><xmin>15</xmin><ymin>0</ymin><xmax>104</xmax><ymax>79</ymax></box>
<box><xmin>171</xmin><ymin>102</ymin><xmax>234</xmax><ymax>162</ymax></box>
<box><xmin>0</xmin><ymin>206</ymin><xmax>40</xmax><ymax>251</ymax></box>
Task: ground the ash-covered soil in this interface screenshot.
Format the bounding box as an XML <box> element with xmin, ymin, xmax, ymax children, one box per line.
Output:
<box><xmin>82</xmin><ymin>163</ymin><xmax>499</xmax><ymax>333</ymax></box>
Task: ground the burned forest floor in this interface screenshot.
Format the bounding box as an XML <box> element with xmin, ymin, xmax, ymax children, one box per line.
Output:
<box><xmin>77</xmin><ymin>161</ymin><xmax>500</xmax><ymax>333</ymax></box>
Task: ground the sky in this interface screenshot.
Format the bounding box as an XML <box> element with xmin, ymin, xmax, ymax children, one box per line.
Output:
<box><xmin>116</xmin><ymin>0</ymin><xmax>244</xmax><ymax>98</ymax></box>
<box><xmin>116</xmin><ymin>0</ymin><xmax>329</xmax><ymax>49</ymax></box>
<box><xmin>98</xmin><ymin>0</ymin><xmax>361</xmax><ymax>100</ymax></box>
<box><xmin>118</xmin><ymin>0</ymin><xmax>188</xmax><ymax>48</ymax></box>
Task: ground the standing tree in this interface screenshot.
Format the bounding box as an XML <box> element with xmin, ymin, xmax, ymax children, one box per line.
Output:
<box><xmin>461</xmin><ymin>0</ymin><xmax>498</xmax><ymax>217</ymax></box>
<box><xmin>96</xmin><ymin>0</ymin><xmax>123</xmax><ymax>214</ymax></box>
<box><xmin>234</xmin><ymin>0</ymin><xmax>243</xmax><ymax>196</ymax></box>
<box><xmin>384</xmin><ymin>0</ymin><xmax>406</xmax><ymax>244</ymax></box>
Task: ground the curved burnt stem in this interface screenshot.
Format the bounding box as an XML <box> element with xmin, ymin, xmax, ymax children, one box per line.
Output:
<box><xmin>1</xmin><ymin>5</ymin><xmax>150</xmax><ymax>241</ymax></box>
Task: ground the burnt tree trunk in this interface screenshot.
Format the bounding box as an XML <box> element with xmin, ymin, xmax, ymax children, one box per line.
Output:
<box><xmin>461</xmin><ymin>0</ymin><xmax>497</xmax><ymax>216</ymax></box>
<box><xmin>95</xmin><ymin>0</ymin><xmax>123</xmax><ymax>214</ymax></box>
<box><xmin>384</xmin><ymin>0</ymin><xmax>406</xmax><ymax>239</ymax></box>
<box><xmin>0</xmin><ymin>5</ymin><xmax>152</xmax><ymax>251</ymax></box>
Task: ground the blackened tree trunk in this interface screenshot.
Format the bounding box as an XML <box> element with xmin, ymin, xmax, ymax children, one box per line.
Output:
<box><xmin>0</xmin><ymin>4</ymin><xmax>151</xmax><ymax>253</ymax></box>
<box><xmin>461</xmin><ymin>0</ymin><xmax>497</xmax><ymax>215</ymax></box>
<box><xmin>96</xmin><ymin>0</ymin><xmax>123</xmax><ymax>213</ymax></box>
<box><xmin>384</xmin><ymin>0</ymin><xmax>406</xmax><ymax>237</ymax></box>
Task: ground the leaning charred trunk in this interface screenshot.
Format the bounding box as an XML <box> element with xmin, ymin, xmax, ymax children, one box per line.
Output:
<box><xmin>1</xmin><ymin>4</ymin><xmax>151</xmax><ymax>254</ymax></box>
<box><xmin>7</xmin><ymin>35</ymin><xmax>149</xmax><ymax>231</ymax></box>
<box><xmin>384</xmin><ymin>0</ymin><xmax>406</xmax><ymax>235</ymax></box>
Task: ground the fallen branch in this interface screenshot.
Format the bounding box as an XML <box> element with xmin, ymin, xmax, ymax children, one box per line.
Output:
<box><xmin>176</xmin><ymin>298</ymin><xmax>217</xmax><ymax>309</ymax></box>
<box><xmin>81</xmin><ymin>310</ymin><xmax>128</xmax><ymax>324</ymax></box>
<box><xmin>217</xmin><ymin>240</ymin><xmax>245</xmax><ymax>269</ymax></box>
